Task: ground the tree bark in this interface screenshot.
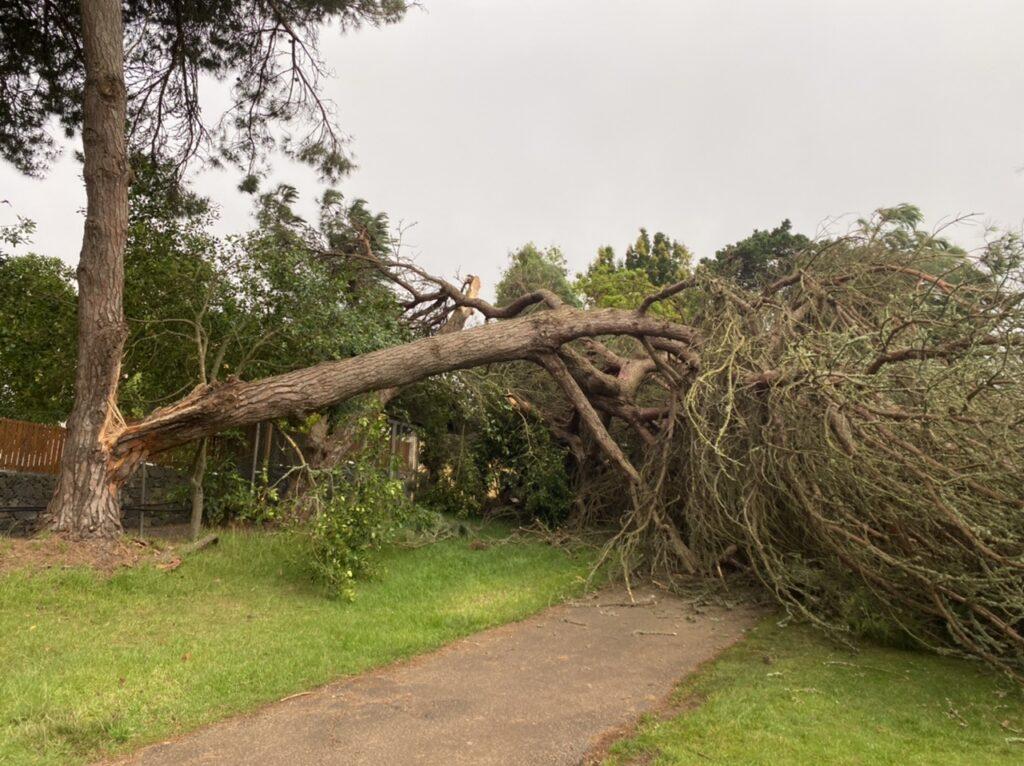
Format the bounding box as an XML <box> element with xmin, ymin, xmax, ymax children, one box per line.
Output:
<box><xmin>288</xmin><ymin>275</ymin><xmax>480</xmax><ymax>500</ymax></box>
<box><xmin>188</xmin><ymin>437</ymin><xmax>208</xmax><ymax>541</ymax></box>
<box><xmin>42</xmin><ymin>0</ymin><xmax>130</xmax><ymax>538</ymax></box>
<box><xmin>110</xmin><ymin>308</ymin><xmax>698</xmax><ymax>477</ymax></box>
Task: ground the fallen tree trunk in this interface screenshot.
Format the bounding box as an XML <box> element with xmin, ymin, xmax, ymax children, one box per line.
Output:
<box><xmin>107</xmin><ymin>305</ymin><xmax>697</xmax><ymax>485</ymax></box>
<box><xmin>290</xmin><ymin>274</ymin><xmax>483</xmax><ymax>493</ymax></box>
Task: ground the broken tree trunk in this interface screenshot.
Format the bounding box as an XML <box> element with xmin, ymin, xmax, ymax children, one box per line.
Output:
<box><xmin>107</xmin><ymin>307</ymin><xmax>698</xmax><ymax>483</ymax></box>
<box><xmin>292</xmin><ymin>273</ymin><xmax>482</xmax><ymax>489</ymax></box>
<box><xmin>42</xmin><ymin>0</ymin><xmax>131</xmax><ymax>538</ymax></box>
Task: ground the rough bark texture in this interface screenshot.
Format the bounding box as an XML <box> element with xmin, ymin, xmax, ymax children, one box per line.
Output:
<box><xmin>295</xmin><ymin>274</ymin><xmax>481</xmax><ymax>483</ymax></box>
<box><xmin>110</xmin><ymin>308</ymin><xmax>698</xmax><ymax>476</ymax></box>
<box><xmin>42</xmin><ymin>0</ymin><xmax>130</xmax><ymax>538</ymax></box>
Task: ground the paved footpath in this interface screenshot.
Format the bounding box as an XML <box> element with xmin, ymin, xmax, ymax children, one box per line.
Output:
<box><xmin>108</xmin><ymin>587</ymin><xmax>759</xmax><ymax>766</ymax></box>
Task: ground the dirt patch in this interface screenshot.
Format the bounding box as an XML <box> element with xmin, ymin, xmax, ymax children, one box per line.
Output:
<box><xmin>0</xmin><ymin>535</ymin><xmax>160</xmax><ymax>575</ymax></box>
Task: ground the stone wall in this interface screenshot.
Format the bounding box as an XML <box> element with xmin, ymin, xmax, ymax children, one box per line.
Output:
<box><xmin>0</xmin><ymin>470</ymin><xmax>54</xmax><ymax>509</ymax></box>
<box><xmin>0</xmin><ymin>465</ymin><xmax>190</xmax><ymax>533</ymax></box>
<box><xmin>0</xmin><ymin>464</ymin><xmax>189</xmax><ymax>510</ymax></box>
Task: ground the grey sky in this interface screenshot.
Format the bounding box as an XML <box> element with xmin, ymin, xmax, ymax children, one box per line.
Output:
<box><xmin>2</xmin><ymin>0</ymin><xmax>1023</xmax><ymax>294</ymax></box>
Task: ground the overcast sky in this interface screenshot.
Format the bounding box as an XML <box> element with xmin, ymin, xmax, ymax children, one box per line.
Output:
<box><xmin>2</xmin><ymin>0</ymin><xmax>1023</xmax><ymax>293</ymax></box>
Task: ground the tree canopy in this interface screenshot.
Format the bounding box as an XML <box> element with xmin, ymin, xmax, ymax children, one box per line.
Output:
<box><xmin>0</xmin><ymin>251</ymin><xmax>77</xmax><ymax>422</ymax></box>
<box><xmin>0</xmin><ymin>0</ymin><xmax>408</xmax><ymax>177</ymax></box>
<box><xmin>0</xmin><ymin>161</ymin><xmax>405</xmax><ymax>425</ymax></box>
<box><xmin>623</xmin><ymin>229</ymin><xmax>692</xmax><ymax>287</ymax></box>
<box><xmin>494</xmin><ymin>243</ymin><xmax>581</xmax><ymax>308</ymax></box>
<box><xmin>704</xmin><ymin>218</ymin><xmax>811</xmax><ymax>289</ymax></box>
<box><xmin>575</xmin><ymin>228</ymin><xmax>694</xmax><ymax>318</ymax></box>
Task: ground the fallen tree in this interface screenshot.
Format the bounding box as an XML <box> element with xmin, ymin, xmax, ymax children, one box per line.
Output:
<box><xmin>602</xmin><ymin>218</ymin><xmax>1024</xmax><ymax>679</ymax></box>
<box><xmin>327</xmin><ymin>223</ymin><xmax>1024</xmax><ymax>680</ymax></box>
<box><xmin>105</xmin><ymin>212</ymin><xmax>1024</xmax><ymax>678</ymax></box>
<box><xmin>14</xmin><ymin>0</ymin><xmax>1024</xmax><ymax>683</ymax></box>
<box><xmin>109</xmin><ymin>305</ymin><xmax>698</xmax><ymax>478</ymax></box>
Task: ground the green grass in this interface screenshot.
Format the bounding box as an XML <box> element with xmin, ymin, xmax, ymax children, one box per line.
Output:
<box><xmin>604</xmin><ymin>619</ymin><xmax>1024</xmax><ymax>765</ymax></box>
<box><xmin>0</xmin><ymin>526</ymin><xmax>592</xmax><ymax>765</ymax></box>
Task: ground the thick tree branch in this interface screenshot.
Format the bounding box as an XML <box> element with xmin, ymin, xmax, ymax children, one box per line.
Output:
<box><xmin>536</xmin><ymin>353</ymin><xmax>641</xmax><ymax>482</ymax></box>
<box><xmin>110</xmin><ymin>307</ymin><xmax>699</xmax><ymax>474</ymax></box>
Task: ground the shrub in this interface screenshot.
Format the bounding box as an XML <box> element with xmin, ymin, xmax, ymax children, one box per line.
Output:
<box><xmin>298</xmin><ymin>413</ymin><xmax>417</xmax><ymax>599</ymax></box>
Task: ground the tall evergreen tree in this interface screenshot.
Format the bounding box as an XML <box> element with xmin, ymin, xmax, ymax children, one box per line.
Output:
<box><xmin>0</xmin><ymin>0</ymin><xmax>410</xmax><ymax>536</ymax></box>
<box><xmin>704</xmin><ymin>219</ymin><xmax>811</xmax><ymax>289</ymax></box>
<box><xmin>623</xmin><ymin>229</ymin><xmax>692</xmax><ymax>286</ymax></box>
<box><xmin>495</xmin><ymin>243</ymin><xmax>581</xmax><ymax>307</ymax></box>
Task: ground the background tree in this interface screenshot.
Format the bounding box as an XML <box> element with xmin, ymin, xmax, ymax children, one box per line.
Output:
<box><xmin>0</xmin><ymin>248</ymin><xmax>77</xmax><ymax>423</ymax></box>
<box><xmin>0</xmin><ymin>0</ymin><xmax>411</xmax><ymax>536</ymax></box>
<box><xmin>0</xmin><ymin>0</ymin><xmax>409</xmax><ymax>178</ymax></box>
<box><xmin>120</xmin><ymin>167</ymin><xmax>404</xmax><ymax>536</ymax></box>
<box><xmin>494</xmin><ymin>243</ymin><xmax>580</xmax><ymax>307</ymax></box>
<box><xmin>399</xmin><ymin>248</ymin><xmax>577</xmax><ymax>524</ymax></box>
<box><xmin>623</xmin><ymin>229</ymin><xmax>692</xmax><ymax>287</ymax></box>
<box><xmin>704</xmin><ymin>219</ymin><xmax>811</xmax><ymax>289</ymax></box>
<box><xmin>576</xmin><ymin>229</ymin><xmax>694</xmax><ymax>318</ymax></box>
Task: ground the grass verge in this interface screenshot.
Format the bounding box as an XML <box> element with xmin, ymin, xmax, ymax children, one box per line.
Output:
<box><xmin>0</xmin><ymin>525</ymin><xmax>592</xmax><ymax>765</ymax></box>
<box><xmin>603</xmin><ymin>619</ymin><xmax>1024</xmax><ymax>765</ymax></box>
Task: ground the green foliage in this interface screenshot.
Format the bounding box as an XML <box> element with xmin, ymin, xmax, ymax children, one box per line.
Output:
<box><xmin>421</xmin><ymin>443</ymin><xmax>487</xmax><ymax>517</ymax></box>
<box><xmin>0</xmin><ymin>249</ymin><xmax>77</xmax><ymax>422</ymax></box>
<box><xmin>0</xmin><ymin>1</ymin><xmax>409</xmax><ymax>177</ymax></box>
<box><xmin>575</xmin><ymin>228</ymin><xmax>695</xmax><ymax>318</ymax></box>
<box><xmin>119</xmin><ymin>166</ymin><xmax>404</xmax><ymax>420</ymax></box>
<box><xmin>416</xmin><ymin>239</ymin><xmax>586</xmax><ymax>523</ymax></box>
<box><xmin>857</xmin><ymin>204</ymin><xmax>985</xmax><ymax>285</ymax></box>
<box><xmin>495</xmin><ymin>243</ymin><xmax>581</xmax><ymax>307</ymax></box>
<box><xmin>397</xmin><ymin>379</ymin><xmax>483</xmax><ymax>516</ymax></box>
<box><xmin>0</xmin><ymin>528</ymin><xmax>590</xmax><ymax>766</ymax></box>
<box><xmin>576</xmin><ymin>259</ymin><xmax>660</xmax><ymax>310</ymax></box>
<box><xmin>623</xmin><ymin>229</ymin><xmax>693</xmax><ymax>286</ymax></box>
<box><xmin>478</xmin><ymin>397</ymin><xmax>573</xmax><ymax>524</ymax></box>
<box><xmin>704</xmin><ymin>218</ymin><xmax>811</xmax><ymax>289</ymax></box>
<box><xmin>306</xmin><ymin>466</ymin><xmax>414</xmax><ymax>600</ymax></box>
<box><xmin>401</xmin><ymin>375</ymin><xmax>574</xmax><ymax>524</ymax></box>
<box><xmin>0</xmin><ymin>216</ymin><xmax>36</xmax><ymax>257</ymax></box>
<box><xmin>201</xmin><ymin>462</ymin><xmax>281</xmax><ymax>527</ymax></box>
<box><xmin>120</xmin><ymin>159</ymin><xmax>220</xmax><ymax>414</ymax></box>
<box><xmin>301</xmin><ymin>413</ymin><xmax>415</xmax><ymax>599</ymax></box>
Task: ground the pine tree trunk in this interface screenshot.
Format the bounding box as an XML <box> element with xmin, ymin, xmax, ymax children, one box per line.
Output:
<box><xmin>42</xmin><ymin>0</ymin><xmax>130</xmax><ymax>538</ymax></box>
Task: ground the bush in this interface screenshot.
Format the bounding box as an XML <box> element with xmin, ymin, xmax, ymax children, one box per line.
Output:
<box><xmin>403</xmin><ymin>375</ymin><xmax>574</xmax><ymax>524</ymax></box>
<box><xmin>203</xmin><ymin>467</ymin><xmax>282</xmax><ymax>526</ymax></box>
<box><xmin>298</xmin><ymin>413</ymin><xmax>417</xmax><ymax>599</ymax></box>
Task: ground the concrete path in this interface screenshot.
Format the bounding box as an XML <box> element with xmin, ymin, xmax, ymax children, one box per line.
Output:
<box><xmin>109</xmin><ymin>587</ymin><xmax>759</xmax><ymax>766</ymax></box>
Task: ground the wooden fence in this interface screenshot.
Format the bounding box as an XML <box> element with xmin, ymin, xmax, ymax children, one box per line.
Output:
<box><xmin>0</xmin><ymin>418</ymin><xmax>67</xmax><ymax>475</ymax></box>
<box><xmin>0</xmin><ymin>416</ymin><xmax>422</xmax><ymax>479</ymax></box>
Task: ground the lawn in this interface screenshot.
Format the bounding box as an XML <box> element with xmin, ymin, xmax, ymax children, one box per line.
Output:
<box><xmin>0</xmin><ymin>526</ymin><xmax>592</xmax><ymax>765</ymax></box>
<box><xmin>603</xmin><ymin>618</ymin><xmax>1024</xmax><ymax>765</ymax></box>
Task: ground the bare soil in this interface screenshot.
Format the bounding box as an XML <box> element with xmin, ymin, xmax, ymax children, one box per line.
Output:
<box><xmin>105</xmin><ymin>586</ymin><xmax>760</xmax><ymax>766</ymax></box>
<box><xmin>0</xmin><ymin>535</ymin><xmax>158</xmax><ymax>575</ymax></box>
<box><xmin>0</xmin><ymin>523</ymin><xmax>217</xmax><ymax>576</ymax></box>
